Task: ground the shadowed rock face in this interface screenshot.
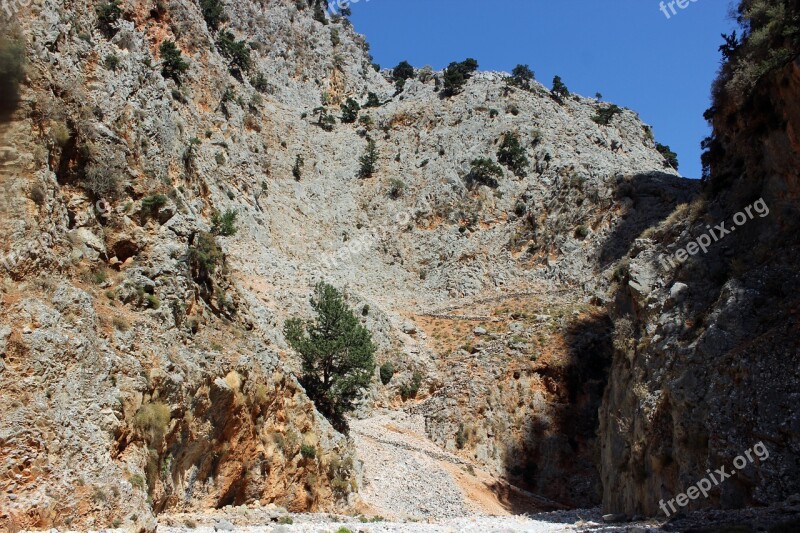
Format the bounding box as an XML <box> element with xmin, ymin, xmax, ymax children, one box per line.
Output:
<box><xmin>598</xmin><ymin>56</ymin><xmax>800</xmax><ymax>516</ymax></box>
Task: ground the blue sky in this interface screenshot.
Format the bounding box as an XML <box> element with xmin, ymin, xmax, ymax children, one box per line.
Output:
<box><xmin>345</xmin><ymin>0</ymin><xmax>737</xmax><ymax>179</ymax></box>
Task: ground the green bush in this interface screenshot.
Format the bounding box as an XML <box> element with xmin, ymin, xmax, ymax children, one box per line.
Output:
<box><xmin>656</xmin><ymin>142</ymin><xmax>679</xmax><ymax>170</ymax></box>
<box><xmin>200</xmin><ymin>0</ymin><xmax>227</xmax><ymax>30</ymax></box>
<box><xmin>217</xmin><ymin>30</ymin><xmax>252</xmax><ymax>73</ymax></box>
<box><xmin>159</xmin><ymin>41</ymin><xmax>189</xmax><ymax>83</ymax></box>
<box><xmin>379</xmin><ymin>362</ymin><xmax>395</xmax><ymax>385</ymax></box>
<box><xmin>251</xmin><ymin>72</ymin><xmax>269</xmax><ymax>92</ymax></box>
<box><xmin>496</xmin><ymin>132</ymin><xmax>529</xmax><ymax>177</ymax></box>
<box><xmin>365</xmin><ymin>92</ymin><xmax>381</xmax><ymax>108</ymax></box>
<box><xmin>442</xmin><ymin>58</ymin><xmax>478</xmax><ymax>96</ymax></box>
<box><xmin>313</xmin><ymin>2</ymin><xmax>328</xmax><ymax>24</ymax></box>
<box><xmin>96</xmin><ymin>0</ymin><xmax>122</xmax><ymax>37</ymax></box>
<box><xmin>510</xmin><ymin>64</ymin><xmax>534</xmax><ymax>89</ymax></box>
<box><xmin>141</xmin><ymin>194</ymin><xmax>168</xmax><ymax>214</ymax></box>
<box><xmin>575</xmin><ymin>225</ymin><xmax>590</xmax><ymax>239</ymax></box>
<box><xmin>592</xmin><ymin>104</ymin><xmax>623</xmax><ymax>126</ymax></box>
<box><xmin>358</xmin><ymin>137</ymin><xmax>378</xmax><ymax>178</ymax></box>
<box><xmin>284</xmin><ymin>282</ymin><xmax>376</xmax><ymax>432</ymax></box>
<box><xmin>0</xmin><ymin>37</ymin><xmax>25</xmax><ymax>121</ymax></box>
<box><xmin>104</xmin><ymin>53</ymin><xmax>120</xmax><ymax>71</ymax></box>
<box><xmin>392</xmin><ymin>60</ymin><xmax>414</xmax><ymax>81</ymax></box>
<box><xmin>465</xmin><ymin>158</ymin><xmax>503</xmax><ymax>189</ymax></box>
<box><xmin>188</xmin><ymin>232</ymin><xmax>223</xmax><ymax>280</ymax></box>
<box><xmin>340</xmin><ymin>97</ymin><xmax>360</xmax><ymax>123</ymax></box>
<box><xmin>211</xmin><ymin>209</ymin><xmax>238</xmax><ymax>236</ymax></box>
<box><xmin>300</xmin><ymin>444</ymin><xmax>317</xmax><ymax>459</ymax></box>
<box><xmin>313</xmin><ymin>106</ymin><xmax>336</xmax><ymax>131</ymax></box>
<box><xmin>551</xmin><ymin>75</ymin><xmax>570</xmax><ymax>100</ymax></box>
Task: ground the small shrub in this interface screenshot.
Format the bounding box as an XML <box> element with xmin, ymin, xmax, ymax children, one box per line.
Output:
<box><xmin>200</xmin><ymin>0</ymin><xmax>227</xmax><ymax>30</ymax></box>
<box><xmin>387</xmin><ymin>178</ymin><xmax>405</xmax><ymax>199</ymax></box>
<box><xmin>251</xmin><ymin>72</ymin><xmax>268</xmax><ymax>92</ymax></box>
<box><xmin>144</xmin><ymin>294</ymin><xmax>161</xmax><ymax>309</ymax></box>
<box><xmin>509</xmin><ymin>64</ymin><xmax>534</xmax><ymax>89</ymax></box>
<box><xmin>113</xmin><ymin>316</ymin><xmax>130</xmax><ymax>332</ymax></box>
<box><xmin>465</xmin><ymin>158</ymin><xmax>503</xmax><ymax>189</ymax></box>
<box><xmin>358</xmin><ymin>136</ymin><xmax>378</xmax><ymax>178</ymax></box>
<box><xmin>216</xmin><ymin>30</ymin><xmax>252</xmax><ymax>73</ymax></box>
<box><xmin>300</xmin><ymin>444</ymin><xmax>316</xmax><ymax>459</ymax></box>
<box><xmin>496</xmin><ymin>132</ymin><xmax>529</xmax><ymax>177</ymax></box>
<box><xmin>551</xmin><ymin>75</ymin><xmax>569</xmax><ymax>99</ymax></box>
<box><xmin>340</xmin><ymin>97</ymin><xmax>360</xmax><ymax>123</ymax></box>
<box><xmin>128</xmin><ymin>474</ymin><xmax>145</xmax><ymax>490</ymax></box>
<box><xmin>188</xmin><ymin>232</ymin><xmax>223</xmax><ymax>280</ymax></box>
<box><xmin>592</xmin><ymin>104</ymin><xmax>623</xmax><ymax>126</ymax></box>
<box><xmin>364</xmin><ymin>92</ymin><xmax>380</xmax><ymax>108</ymax></box>
<box><xmin>335</xmin><ymin>528</ymin><xmax>353</xmax><ymax>533</ymax></box>
<box><xmin>313</xmin><ymin>106</ymin><xmax>336</xmax><ymax>131</ymax></box>
<box><xmin>489</xmin><ymin>109</ymin><xmax>499</xmax><ymax>118</ymax></box>
<box><xmin>292</xmin><ymin>154</ymin><xmax>304</xmax><ymax>180</ymax></box>
<box><xmin>141</xmin><ymin>194</ymin><xmax>168</xmax><ymax>217</ymax></box>
<box><xmin>313</xmin><ymin>2</ymin><xmax>328</xmax><ymax>24</ymax></box>
<box><xmin>211</xmin><ymin>209</ymin><xmax>238</xmax><ymax>236</ymax></box>
<box><xmin>656</xmin><ymin>142</ymin><xmax>679</xmax><ymax>170</ymax></box>
<box><xmin>159</xmin><ymin>41</ymin><xmax>189</xmax><ymax>83</ymax></box>
<box><xmin>96</xmin><ymin>0</ymin><xmax>122</xmax><ymax>37</ymax></box>
<box><xmin>330</xmin><ymin>27</ymin><xmax>340</xmax><ymax>46</ymax></box>
<box><xmin>277</xmin><ymin>516</ymin><xmax>293</xmax><ymax>525</ymax></box>
<box><xmin>513</xmin><ymin>201</ymin><xmax>527</xmax><ymax>217</ymax></box>
<box><xmin>104</xmin><ymin>54</ymin><xmax>120</xmax><ymax>71</ymax></box>
<box><xmin>379</xmin><ymin>362</ymin><xmax>394</xmax><ymax>385</ymax></box>
<box><xmin>575</xmin><ymin>225</ymin><xmax>590</xmax><ymax>239</ymax></box>
<box><xmin>399</xmin><ymin>371</ymin><xmax>423</xmax><ymax>400</ymax></box>
<box><xmin>133</xmin><ymin>402</ymin><xmax>170</xmax><ymax>444</ymax></box>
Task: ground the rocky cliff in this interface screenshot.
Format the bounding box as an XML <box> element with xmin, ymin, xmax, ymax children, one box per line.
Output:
<box><xmin>599</xmin><ymin>0</ymin><xmax>800</xmax><ymax>517</ymax></box>
<box><xmin>1</xmin><ymin>0</ymin><xmax>795</xmax><ymax>529</ymax></box>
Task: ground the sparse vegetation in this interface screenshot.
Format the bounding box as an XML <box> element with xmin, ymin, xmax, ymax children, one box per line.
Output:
<box><xmin>656</xmin><ymin>142</ymin><xmax>679</xmax><ymax>170</ymax></box>
<box><xmin>496</xmin><ymin>132</ymin><xmax>529</xmax><ymax>177</ymax></box>
<box><xmin>96</xmin><ymin>0</ymin><xmax>122</xmax><ymax>37</ymax></box>
<box><xmin>358</xmin><ymin>136</ymin><xmax>378</xmax><ymax>178</ymax></box>
<box><xmin>464</xmin><ymin>158</ymin><xmax>503</xmax><ymax>189</ymax></box>
<box><xmin>312</xmin><ymin>106</ymin><xmax>336</xmax><ymax>131</ymax></box>
<box><xmin>284</xmin><ymin>282</ymin><xmax>376</xmax><ymax>432</ymax></box>
<box><xmin>292</xmin><ymin>154</ymin><xmax>304</xmax><ymax>180</ymax></box>
<box><xmin>592</xmin><ymin>104</ymin><xmax>623</xmax><ymax>126</ymax></box>
<box><xmin>159</xmin><ymin>41</ymin><xmax>189</xmax><ymax>83</ymax></box>
<box><xmin>509</xmin><ymin>64</ymin><xmax>534</xmax><ymax>90</ymax></box>
<box><xmin>442</xmin><ymin>58</ymin><xmax>478</xmax><ymax>96</ymax></box>
<box><xmin>551</xmin><ymin>75</ymin><xmax>570</xmax><ymax>100</ymax></box>
<box><xmin>188</xmin><ymin>232</ymin><xmax>223</xmax><ymax>281</ymax></box>
<box><xmin>379</xmin><ymin>362</ymin><xmax>395</xmax><ymax>385</ymax></box>
<box><xmin>211</xmin><ymin>209</ymin><xmax>238</xmax><ymax>236</ymax></box>
<box><xmin>387</xmin><ymin>178</ymin><xmax>405</xmax><ymax>199</ymax></box>
<box><xmin>300</xmin><ymin>444</ymin><xmax>316</xmax><ymax>459</ymax></box>
<box><xmin>133</xmin><ymin>402</ymin><xmax>171</xmax><ymax>445</ymax></box>
<box><xmin>340</xmin><ymin>97</ymin><xmax>360</xmax><ymax>123</ymax></box>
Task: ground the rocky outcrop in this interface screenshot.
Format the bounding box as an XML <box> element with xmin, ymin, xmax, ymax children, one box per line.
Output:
<box><xmin>598</xmin><ymin>39</ymin><xmax>800</xmax><ymax>517</ymax></box>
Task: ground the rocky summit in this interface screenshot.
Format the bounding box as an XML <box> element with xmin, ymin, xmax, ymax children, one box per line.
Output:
<box><xmin>0</xmin><ymin>0</ymin><xmax>798</xmax><ymax>531</ymax></box>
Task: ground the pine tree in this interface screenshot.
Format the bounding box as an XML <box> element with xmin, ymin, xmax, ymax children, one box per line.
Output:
<box><xmin>284</xmin><ymin>282</ymin><xmax>376</xmax><ymax>432</ymax></box>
